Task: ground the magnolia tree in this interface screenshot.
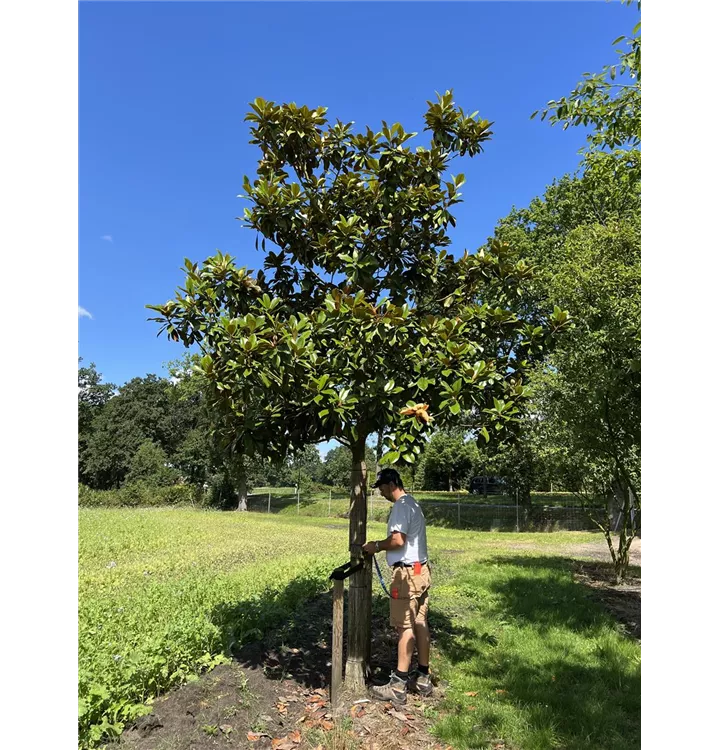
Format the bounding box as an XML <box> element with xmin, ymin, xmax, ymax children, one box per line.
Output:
<box><xmin>149</xmin><ymin>92</ymin><xmax>568</xmax><ymax>688</ymax></box>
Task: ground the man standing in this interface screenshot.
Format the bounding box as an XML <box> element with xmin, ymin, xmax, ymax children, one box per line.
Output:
<box><xmin>362</xmin><ymin>467</ymin><xmax>433</xmax><ymax>705</ymax></box>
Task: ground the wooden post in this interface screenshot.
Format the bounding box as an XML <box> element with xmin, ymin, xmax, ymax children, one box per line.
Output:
<box><xmin>331</xmin><ymin>578</ymin><xmax>344</xmax><ymax>706</ymax></box>
<box><xmin>329</xmin><ymin>488</ymin><xmax>332</xmax><ymax>517</ymax></box>
<box><xmin>268</xmin><ymin>490</ymin><xmax>271</xmax><ymax>514</ymax></box>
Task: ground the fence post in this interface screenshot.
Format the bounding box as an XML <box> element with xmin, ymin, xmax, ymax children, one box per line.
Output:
<box><xmin>515</xmin><ymin>489</ymin><xmax>519</xmax><ymax>532</ymax></box>
<box><xmin>329</xmin><ymin>488</ymin><xmax>332</xmax><ymax>517</ymax></box>
<box><xmin>297</xmin><ymin>485</ymin><xmax>300</xmax><ymax>515</ymax></box>
<box><xmin>457</xmin><ymin>493</ymin><xmax>461</xmax><ymax>528</ymax></box>
<box><xmin>268</xmin><ymin>490</ymin><xmax>271</xmax><ymax>514</ymax></box>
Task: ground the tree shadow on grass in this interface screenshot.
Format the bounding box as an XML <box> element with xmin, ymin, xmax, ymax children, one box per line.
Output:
<box><xmin>487</xmin><ymin>555</ymin><xmax>640</xmax><ymax>637</ymax></box>
<box><xmin>209</xmin><ymin>574</ymin><xmax>335</xmax><ymax>690</ymax></box>
<box><xmin>431</xmin><ymin>555</ymin><xmax>641</xmax><ymax>750</ymax></box>
<box><xmin>208</xmin><ymin>572</ymin><xmax>469</xmax><ymax>693</ymax></box>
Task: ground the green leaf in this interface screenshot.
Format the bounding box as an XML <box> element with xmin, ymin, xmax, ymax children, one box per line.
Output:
<box><xmin>417</xmin><ymin>377</ymin><xmax>429</xmax><ymax>391</ymax></box>
<box><xmin>383</xmin><ymin>451</ymin><xmax>400</xmax><ymax>464</ymax></box>
<box><xmin>449</xmin><ymin>402</ymin><xmax>461</xmax><ymax>415</ymax></box>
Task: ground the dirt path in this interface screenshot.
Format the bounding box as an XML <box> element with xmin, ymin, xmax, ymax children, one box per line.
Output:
<box><xmin>566</xmin><ymin>536</ymin><xmax>641</xmax><ymax>566</ymax></box>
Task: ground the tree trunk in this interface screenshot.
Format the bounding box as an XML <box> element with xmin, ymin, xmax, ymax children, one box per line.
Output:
<box><xmin>375</xmin><ymin>427</ymin><xmax>384</xmax><ymax>469</ymax></box>
<box><xmin>519</xmin><ymin>485</ymin><xmax>532</xmax><ymax>508</ymax></box>
<box><xmin>235</xmin><ymin>455</ymin><xmax>248</xmax><ymax>512</ymax></box>
<box><xmin>612</xmin><ymin>478</ymin><xmax>638</xmax><ymax>584</ymax></box>
<box><xmin>372</xmin><ymin>427</ymin><xmax>385</xmax><ymax>504</ymax></box>
<box><xmin>345</xmin><ymin>438</ymin><xmax>371</xmax><ymax>691</ymax></box>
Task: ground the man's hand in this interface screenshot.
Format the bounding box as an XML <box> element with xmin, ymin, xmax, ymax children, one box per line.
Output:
<box><xmin>362</xmin><ymin>540</ymin><xmax>380</xmax><ymax>555</ymax></box>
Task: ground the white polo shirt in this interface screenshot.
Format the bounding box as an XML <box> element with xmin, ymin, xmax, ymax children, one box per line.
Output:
<box><xmin>385</xmin><ymin>493</ymin><xmax>428</xmax><ymax>566</ymax></box>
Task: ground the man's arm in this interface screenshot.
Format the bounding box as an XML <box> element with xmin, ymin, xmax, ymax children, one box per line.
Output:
<box><xmin>362</xmin><ymin>531</ymin><xmax>406</xmax><ymax>555</ymax></box>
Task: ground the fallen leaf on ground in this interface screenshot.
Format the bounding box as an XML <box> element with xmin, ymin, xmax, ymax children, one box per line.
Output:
<box><xmin>464</xmin><ymin>691</ymin><xmax>478</xmax><ymax>697</ymax></box>
<box><xmin>247</xmin><ymin>731</ymin><xmax>269</xmax><ymax>741</ymax></box>
<box><xmin>495</xmin><ymin>689</ymin><xmax>508</xmax><ymax>695</ymax></box>
<box><xmin>288</xmin><ymin>730</ymin><xmax>301</xmax><ymax>743</ymax></box>
<box><xmin>272</xmin><ymin>736</ymin><xmax>295</xmax><ymax>750</ymax></box>
<box><xmin>387</xmin><ymin>708</ymin><xmax>409</xmax><ymax>721</ymax></box>
<box><xmin>321</xmin><ymin>720</ymin><xmax>334</xmax><ymax>731</ymax></box>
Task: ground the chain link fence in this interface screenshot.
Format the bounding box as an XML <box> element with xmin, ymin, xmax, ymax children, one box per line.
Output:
<box><xmin>246</xmin><ymin>487</ymin><xmax>606</xmax><ymax>532</ymax></box>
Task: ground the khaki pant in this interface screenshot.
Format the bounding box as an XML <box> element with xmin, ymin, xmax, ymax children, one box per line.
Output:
<box><xmin>389</xmin><ymin>563</ymin><xmax>431</xmax><ymax>629</ymax></box>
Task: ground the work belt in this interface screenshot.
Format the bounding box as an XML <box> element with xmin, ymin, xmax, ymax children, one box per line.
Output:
<box><xmin>392</xmin><ymin>561</ymin><xmax>428</xmax><ymax>568</ymax></box>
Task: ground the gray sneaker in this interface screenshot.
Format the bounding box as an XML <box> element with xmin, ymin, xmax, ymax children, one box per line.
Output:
<box><xmin>369</xmin><ymin>672</ymin><xmax>408</xmax><ymax>705</ymax></box>
<box><xmin>408</xmin><ymin>671</ymin><xmax>434</xmax><ymax>697</ymax></box>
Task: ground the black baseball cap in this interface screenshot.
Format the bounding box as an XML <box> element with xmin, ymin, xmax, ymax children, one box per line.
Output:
<box><xmin>372</xmin><ymin>467</ymin><xmax>403</xmax><ymax>488</ymax></box>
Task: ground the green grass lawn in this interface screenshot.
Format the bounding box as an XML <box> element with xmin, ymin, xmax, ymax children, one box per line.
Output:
<box><xmin>79</xmin><ymin>509</ymin><xmax>639</xmax><ymax>750</ymax></box>
<box><xmin>425</xmin><ymin>540</ymin><xmax>640</xmax><ymax>750</ymax></box>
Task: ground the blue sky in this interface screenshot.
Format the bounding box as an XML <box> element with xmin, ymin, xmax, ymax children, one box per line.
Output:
<box><xmin>79</xmin><ymin>0</ymin><xmax>635</xmax><ymax>396</ymax></box>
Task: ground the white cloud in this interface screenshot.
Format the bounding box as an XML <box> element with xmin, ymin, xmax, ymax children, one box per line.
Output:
<box><xmin>78</xmin><ymin>306</ymin><xmax>93</xmax><ymax>319</ymax></box>
<box><xmin>101</xmin><ymin>235</ymin><xmax>113</xmax><ymax>243</ymax></box>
